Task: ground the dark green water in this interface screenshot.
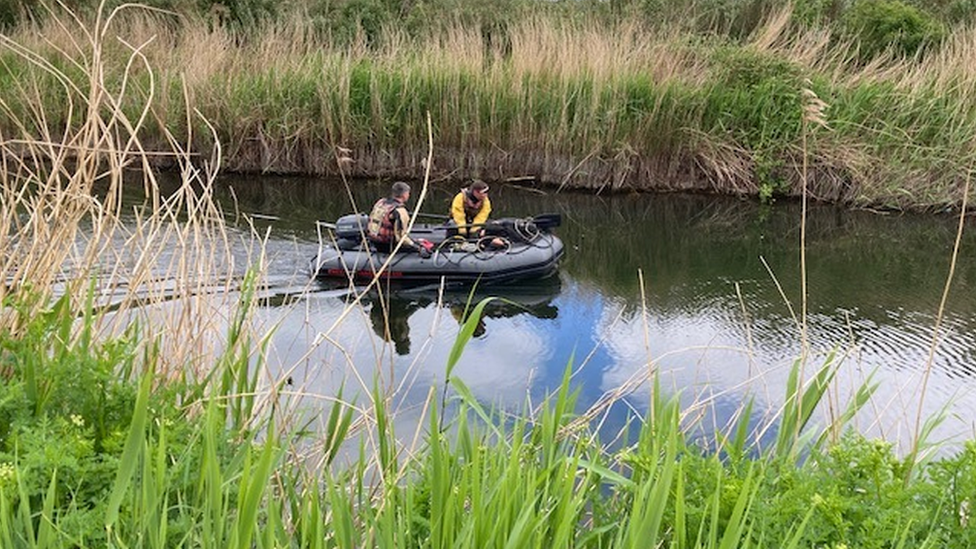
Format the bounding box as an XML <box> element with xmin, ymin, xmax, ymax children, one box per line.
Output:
<box><xmin>213</xmin><ymin>175</ymin><xmax>976</xmax><ymax>449</ymax></box>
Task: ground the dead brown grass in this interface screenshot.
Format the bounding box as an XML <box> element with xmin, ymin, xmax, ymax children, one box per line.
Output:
<box><xmin>5</xmin><ymin>6</ymin><xmax>976</xmax><ymax>206</ymax></box>
<box><xmin>0</xmin><ymin>3</ymin><xmax>265</xmax><ymax>377</ymax></box>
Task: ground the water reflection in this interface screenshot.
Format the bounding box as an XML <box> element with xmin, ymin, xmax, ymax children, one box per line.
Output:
<box><xmin>159</xmin><ymin>174</ymin><xmax>976</xmax><ymax>450</ymax></box>
<box><xmin>353</xmin><ymin>277</ymin><xmax>561</xmax><ymax>356</ymax></box>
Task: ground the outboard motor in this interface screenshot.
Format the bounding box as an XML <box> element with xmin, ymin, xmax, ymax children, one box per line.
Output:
<box><xmin>332</xmin><ymin>214</ymin><xmax>369</xmax><ymax>250</ymax></box>
<box><xmin>335</xmin><ymin>214</ymin><xmax>369</xmax><ymax>240</ymax></box>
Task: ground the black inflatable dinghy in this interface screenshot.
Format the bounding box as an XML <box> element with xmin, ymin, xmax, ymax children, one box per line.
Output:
<box><xmin>310</xmin><ymin>213</ymin><xmax>564</xmax><ymax>284</ymax></box>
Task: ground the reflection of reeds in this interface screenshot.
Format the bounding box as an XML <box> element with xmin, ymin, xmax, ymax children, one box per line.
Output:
<box><xmin>3</xmin><ymin>8</ymin><xmax>976</xmax><ymax>207</ymax></box>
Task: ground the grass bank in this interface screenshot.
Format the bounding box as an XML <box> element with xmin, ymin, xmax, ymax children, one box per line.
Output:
<box><xmin>2</xmin><ymin>5</ymin><xmax>976</xmax><ymax>209</ymax></box>
<box><xmin>4</xmin><ymin>292</ymin><xmax>976</xmax><ymax>547</ymax></box>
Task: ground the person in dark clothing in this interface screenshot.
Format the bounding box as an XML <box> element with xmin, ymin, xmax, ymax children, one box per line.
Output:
<box><xmin>368</xmin><ymin>294</ymin><xmax>420</xmax><ymax>355</ymax></box>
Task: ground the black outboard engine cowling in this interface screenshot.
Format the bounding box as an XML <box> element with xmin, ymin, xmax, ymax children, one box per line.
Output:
<box><xmin>335</xmin><ymin>214</ymin><xmax>369</xmax><ymax>240</ymax></box>
<box><xmin>329</xmin><ymin>214</ymin><xmax>369</xmax><ymax>250</ymax></box>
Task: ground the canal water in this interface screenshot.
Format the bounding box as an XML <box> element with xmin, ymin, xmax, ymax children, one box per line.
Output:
<box><xmin>209</xmin><ymin>175</ymin><xmax>976</xmax><ymax>452</ymax></box>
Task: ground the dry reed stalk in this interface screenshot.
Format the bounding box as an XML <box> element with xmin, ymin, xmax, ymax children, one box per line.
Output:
<box><xmin>751</xmin><ymin>7</ymin><xmax>834</xmax><ymax>70</ymax></box>
<box><xmin>908</xmin><ymin>167</ymin><xmax>971</xmax><ymax>476</ymax></box>
<box><xmin>432</xmin><ymin>21</ymin><xmax>486</xmax><ymax>72</ymax></box>
<box><xmin>747</xmin><ymin>4</ymin><xmax>794</xmax><ymax>53</ymax></box>
<box><xmin>687</xmin><ymin>128</ymin><xmax>755</xmax><ymax>193</ymax></box>
<box><xmin>175</xmin><ymin>19</ymin><xmax>235</xmax><ymax>90</ymax></box>
<box><xmin>0</xmin><ymin>3</ymin><xmax>268</xmax><ymax>386</ymax></box>
<box><xmin>512</xmin><ymin>18</ymin><xmax>687</xmax><ymax>84</ymax></box>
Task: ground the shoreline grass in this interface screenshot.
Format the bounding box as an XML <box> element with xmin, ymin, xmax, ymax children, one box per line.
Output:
<box><xmin>3</xmin><ymin>6</ymin><xmax>976</xmax><ymax>209</ymax></box>
<box><xmin>4</xmin><ymin>294</ymin><xmax>976</xmax><ymax>547</ymax></box>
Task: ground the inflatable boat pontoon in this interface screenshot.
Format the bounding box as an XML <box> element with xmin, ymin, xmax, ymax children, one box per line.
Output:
<box><xmin>310</xmin><ymin>213</ymin><xmax>565</xmax><ymax>284</ymax></box>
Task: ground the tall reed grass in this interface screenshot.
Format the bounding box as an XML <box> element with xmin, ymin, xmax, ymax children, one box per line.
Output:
<box><xmin>0</xmin><ymin>1</ymin><xmax>285</xmax><ymax>380</ymax></box>
<box><xmin>4</xmin><ymin>5</ymin><xmax>976</xmax><ymax>208</ymax></box>
<box><xmin>5</xmin><ymin>290</ymin><xmax>976</xmax><ymax>547</ymax></box>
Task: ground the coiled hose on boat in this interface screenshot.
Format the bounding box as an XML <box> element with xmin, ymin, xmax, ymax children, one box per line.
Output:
<box><xmin>430</xmin><ymin>217</ymin><xmax>554</xmax><ymax>268</ymax></box>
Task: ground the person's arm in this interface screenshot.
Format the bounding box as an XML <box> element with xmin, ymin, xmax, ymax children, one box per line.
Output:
<box><xmin>471</xmin><ymin>196</ymin><xmax>492</xmax><ymax>234</ymax></box>
<box><xmin>450</xmin><ymin>192</ymin><xmax>469</xmax><ymax>236</ymax></box>
<box><xmin>393</xmin><ymin>207</ymin><xmax>418</xmax><ymax>249</ymax></box>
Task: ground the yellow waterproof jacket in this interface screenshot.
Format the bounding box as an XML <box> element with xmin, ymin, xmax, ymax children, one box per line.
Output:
<box><xmin>450</xmin><ymin>190</ymin><xmax>492</xmax><ymax>237</ymax></box>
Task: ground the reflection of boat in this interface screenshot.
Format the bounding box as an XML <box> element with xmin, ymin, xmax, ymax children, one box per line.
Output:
<box><xmin>309</xmin><ymin>214</ymin><xmax>564</xmax><ymax>284</ymax></box>
<box><xmin>393</xmin><ymin>275</ymin><xmax>562</xmax><ymax>318</ymax></box>
<box><xmin>360</xmin><ymin>276</ymin><xmax>563</xmax><ymax>355</ymax></box>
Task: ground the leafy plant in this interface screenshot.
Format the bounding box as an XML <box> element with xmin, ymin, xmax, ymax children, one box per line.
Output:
<box><xmin>841</xmin><ymin>0</ymin><xmax>946</xmax><ymax>61</ymax></box>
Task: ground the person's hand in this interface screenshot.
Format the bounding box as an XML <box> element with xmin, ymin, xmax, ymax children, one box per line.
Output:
<box><xmin>418</xmin><ymin>247</ymin><xmax>431</xmax><ymax>259</ymax></box>
<box><xmin>417</xmin><ymin>239</ymin><xmax>434</xmax><ymax>258</ymax></box>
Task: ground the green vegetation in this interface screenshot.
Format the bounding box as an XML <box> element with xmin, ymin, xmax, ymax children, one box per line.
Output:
<box><xmin>1</xmin><ymin>2</ymin><xmax>975</xmax><ymax>208</ymax></box>
<box><xmin>840</xmin><ymin>0</ymin><xmax>947</xmax><ymax>60</ymax></box>
<box><xmin>0</xmin><ymin>289</ymin><xmax>263</xmax><ymax>546</ymax></box>
<box><xmin>4</xmin><ymin>295</ymin><xmax>976</xmax><ymax>547</ymax></box>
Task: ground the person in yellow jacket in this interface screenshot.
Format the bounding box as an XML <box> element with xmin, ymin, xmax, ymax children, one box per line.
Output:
<box><xmin>450</xmin><ymin>180</ymin><xmax>491</xmax><ymax>237</ymax></box>
<box><xmin>450</xmin><ymin>180</ymin><xmax>504</xmax><ymax>247</ymax></box>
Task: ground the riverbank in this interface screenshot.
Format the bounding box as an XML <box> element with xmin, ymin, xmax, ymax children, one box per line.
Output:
<box><xmin>2</xmin><ymin>7</ymin><xmax>975</xmax><ymax>210</ymax></box>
